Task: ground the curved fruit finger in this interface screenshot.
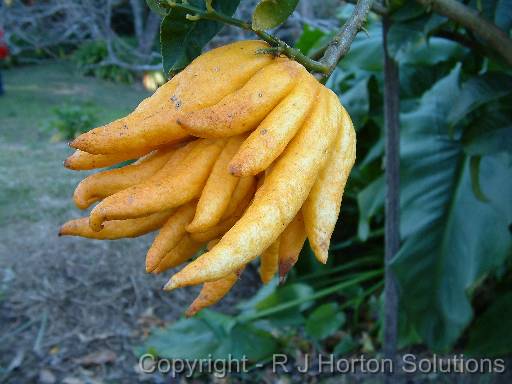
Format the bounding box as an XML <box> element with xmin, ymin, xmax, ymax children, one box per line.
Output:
<box><xmin>259</xmin><ymin>238</ymin><xmax>280</xmax><ymax>284</ymax></box>
<box><xmin>278</xmin><ymin>210</ymin><xmax>307</xmax><ymax>280</ymax></box>
<box><xmin>229</xmin><ymin>73</ymin><xmax>319</xmax><ymax>176</ymax></box>
<box><xmin>165</xmin><ymin>87</ymin><xmax>339</xmax><ymax>289</ymax></box>
<box><xmin>73</xmin><ymin>146</ymin><xmax>176</xmax><ymax>209</ymax></box>
<box><xmin>177</xmin><ymin>60</ymin><xmax>304</xmax><ymax>138</ymax></box>
<box><xmin>152</xmin><ymin>235</ymin><xmax>202</xmax><ymax>274</ymax></box>
<box><xmin>64</xmin><ymin>148</ymin><xmax>151</xmax><ymax>171</ymax></box>
<box><xmin>185</xmin><ymin>269</ymin><xmax>243</xmax><ymax>317</ymax></box>
<box><xmin>221</xmin><ymin>175</ymin><xmax>256</xmax><ymax>219</ymax></box>
<box><xmin>189</xmin><ymin>181</ymin><xmax>256</xmax><ymax>243</ymax></box>
<box><xmin>70</xmin><ymin>40</ymin><xmax>273</xmax><ymax>155</ymax></box>
<box><xmin>146</xmin><ymin>201</ymin><xmax>197</xmax><ymax>273</ymax></box>
<box><xmin>303</xmin><ymin>104</ymin><xmax>356</xmax><ymax>264</ymax></box>
<box><xmin>89</xmin><ymin>139</ymin><xmax>225</xmax><ymax>231</ymax></box>
<box><xmin>186</xmin><ymin>135</ymin><xmax>245</xmax><ymax>233</ymax></box>
<box><xmin>206</xmin><ymin>239</ymin><xmax>220</xmax><ymax>250</ymax></box>
<box><xmin>58</xmin><ymin>210</ymin><xmax>173</xmax><ymax>240</ymax></box>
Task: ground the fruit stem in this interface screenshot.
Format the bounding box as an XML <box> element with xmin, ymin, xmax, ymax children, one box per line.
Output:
<box><xmin>164</xmin><ymin>0</ymin><xmax>330</xmax><ymax>75</ymax></box>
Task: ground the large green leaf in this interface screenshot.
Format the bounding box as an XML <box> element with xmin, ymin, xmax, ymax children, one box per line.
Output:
<box><xmin>146</xmin><ymin>0</ymin><xmax>168</xmax><ymax>17</ymax></box>
<box><xmin>466</xmin><ymin>292</ymin><xmax>512</xmax><ymax>357</ymax></box>
<box><xmin>305</xmin><ymin>302</ymin><xmax>346</xmax><ymax>340</ymax></box>
<box><xmin>340</xmin><ymin>77</ymin><xmax>371</xmax><ymax>129</ymax></box>
<box><xmin>469</xmin><ymin>0</ymin><xmax>512</xmax><ymax>31</ymax></box>
<box><xmin>214</xmin><ymin>322</ymin><xmax>279</xmax><ymax>361</ymax></box>
<box><xmin>160</xmin><ymin>0</ymin><xmax>240</xmax><ymax>76</ymax></box>
<box><xmin>447</xmin><ymin>73</ymin><xmax>512</xmax><ymax>127</ymax></box>
<box><xmin>357</xmin><ymin>175</ymin><xmax>384</xmax><ymax>241</ymax></box>
<box><xmin>391</xmin><ymin>66</ymin><xmax>512</xmax><ymax>350</ymax></box>
<box><xmin>252</xmin><ymin>0</ymin><xmax>299</xmax><ymax>31</ymax></box>
<box><xmin>494</xmin><ymin>0</ymin><xmax>512</xmax><ymax>31</ymax></box>
<box><xmin>462</xmin><ymin>102</ymin><xmax>512</xmax><ymax>156</ymax></box>
<box><xmin>136</xmin><ymin>310</ymin><xmax>278</xmax><ymax>361</ymax></box>
<box><xmin>294</xmin><ymin>24</ymin><xmax>325</xmax><ymax>54</ymax></box>
<box><xmin>339</xmin><ymin>25</ymin><xmax>384</xmax><ymax>72</ymax></box>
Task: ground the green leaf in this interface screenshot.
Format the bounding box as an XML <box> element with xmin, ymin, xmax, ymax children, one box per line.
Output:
<box><xmin>252</xmin><ymin>0</ymin><xmax>299</xmax><ymax>31</ymax></box>
<box><xmin>339</xmin><ymin>28</ymin><xmax>384</xmax><ymax>72</ymax></box>
<box><xmin>215</xmin><ymin>322</ymin><xmax>279</xmax><ymax>361</ymax></box>
<box><xmin>160</xmin><ymin>0</ymin><xmax>240</xmax><ymax>76</ymax></box>
<box><xmin>388</xmin><ymin>18</ymin><xmax>465</xmax><ymax>65</ymax></box>
<box><xmin>464</xmin><ymin>126</ymin><xmax>512</xmax><ymax>156</ymax></box>
<box><xmin>254</xmin><ymin>283</ymin><xmax>314</xmax><ymax>313</ymax></box>
<box><xmin>466</xmin><ymin>292</ymin><xmax>512</xmax><ymax>357</ymax></box>
<box><xmin>305</xmin><ymin>302</ymin><xmax>346</xmax><ymax>340</ymax></box>
<box><xmin>237</xmin><ymin>281</ymin><xmax>313</xmax><ymax>326</ymax></box>
<box><xmin>390</xmin><ymin>1</ymin><xmax>425</xmax><ymax>20</ymax></box>
<box><xmin>135</xmin><ymin>316</ymin><xmax>222</xmax><ymax>359</ymax></box>
<box><xmin>469</xmin><ymin>156</ymin><xmax>489</xmax><ymax>202</ymax></box>
<box><xmin>461</xmin><ymin>101</ymin><xmax>512</xmax><ymax>156</ymax></box>
<box><xmin>294</xmin><ymin>24</ymin><xmax>325</xmax><ymax>54</ymax></box>
<box><xmin>357</xmin><ymin>176</ymin><xmax>384</xmax><ymax>241</ymax></box>
<box><xmin>340</xmin><ymin>77</ymin><xmax>370</xmax><ymax>129</ymax></box>
<box><xmin>391</xmin><ymin>66</ymin><xmax>512</xmax><ymax>350</ymax></box>
<box><xmin>447</xmin><ymin>73</ymin><xmax>512</xmax><ymax>127</ymax></box>
<box><xmin>333</xmin><ymin>335</ymin><xmax>358</xmax><ymax>356</ymax></box>
<box><xmin>136</xmin><ymin>310</ymin><xmax>278</xmax><ymax>361</ymax></box>
<box><xmin>495</xmin><ymin>0</ymin><xmax>512</xmax><ymax>31</ymax></box>
<box><xmin>387</xmin><ymin>19</ymin><xmax>425</xmax><ymax>61</ymax></box>
<box><xmin>146</xmin><ymin>0</ymin><xmax>168</xmax><ymax>17</ymax></box>
<box><xmin>237</xmin><ymin>278</ymin><xmax>279</xmax><ymax>313</ymax></box>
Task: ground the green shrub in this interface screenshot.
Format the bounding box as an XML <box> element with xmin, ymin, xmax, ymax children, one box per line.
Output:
<box><xmin>45</xmin><ymin>102</ymin><xmax>98</xmax><ymax>141</ymax></box>
<box><xmin>73</xmin><ymin>41</ymin><xmax>134</xmax><ymax>84</ymax></box>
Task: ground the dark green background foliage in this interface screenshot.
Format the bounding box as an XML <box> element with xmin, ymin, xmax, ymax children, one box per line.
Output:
<box><xmin>160</xmin><ymin>0</ymin><xmax>241</xmax><ymax>76</ymax></box>
<box><xmin>142</xmin><ymin>0</ymin><xmax>512</xmax><ymax>361</ymax></box>
<box><xmin>74</xmin><ymin>41</ymin><xmax>135</xmax><ymax>84</ymax></box>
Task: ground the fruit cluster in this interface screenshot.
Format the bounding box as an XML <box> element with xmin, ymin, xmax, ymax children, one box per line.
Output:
<box><xmin>60</xmin><ymin>40</ymin><xmax>356</xmax><ymax>316</ymax></box>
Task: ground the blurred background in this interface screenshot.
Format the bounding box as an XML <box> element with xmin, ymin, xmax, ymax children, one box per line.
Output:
<box><xmin>0</xmin><ymin>0</ymin><xmax>511</xmax><ymax>383</ymax></box>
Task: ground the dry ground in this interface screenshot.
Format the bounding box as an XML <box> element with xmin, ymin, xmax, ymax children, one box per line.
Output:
<box><xmin>0</xmin><ymin>62</ymin><xmax>257</xmax><ymax>383</ymax></box>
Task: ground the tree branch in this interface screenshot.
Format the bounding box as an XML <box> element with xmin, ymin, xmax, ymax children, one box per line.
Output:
<box><xmin>382</xmin><ymin>16</ymin><xmax>400</xmax><ymax>381</ymax></box>
<box><xmin>319</xmin><ymin>0</ymin><xmax>373</xmax><ymax>81</ymax></box>
<box><xmin>416</xmin><ymin>0</ymin><xmax>512</xmax><ymax>66</ymax></box>
<box><xmin>344</xmin><ymin>0</ymin><xmax>387</xmax><ymax>16</ymax></box>
<box><xmin>164</xmin><ymin>0</ymin><xmax>330</xmax><ymax>74</ymax></box>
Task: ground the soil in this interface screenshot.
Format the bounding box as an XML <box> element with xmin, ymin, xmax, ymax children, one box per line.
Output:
<box><xmin>0</xmin><ymin>62</ymin><xmax>258</xmax><ymax>383</ymax></box>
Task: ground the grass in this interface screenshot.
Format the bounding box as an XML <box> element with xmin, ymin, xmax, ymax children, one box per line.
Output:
<box><xmin>0</xmin><ymin>61</ymin><xmax>195</xmax><ymax>383</ymax></box>
<box><xmin>0</xmin><ymin>61</ymin><xmax>150</xmax><ymax>226</ymax></box>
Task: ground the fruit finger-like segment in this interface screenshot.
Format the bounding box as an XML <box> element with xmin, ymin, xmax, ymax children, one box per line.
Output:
<box><xmin>64</xmin><ymin>148</ymin><xmax>150</xmax><ymax>171</ymax></box>
<box><xmin>58</xmin><ymin>210</ymin><xmax>173</xmax><ymax>240</ymax></box>
<box><xmin>165</xmin><ymin>88</ymin><xmax>339</xmax><ymax>289</ymax></box>
<box><xmin>221</xmin><ymin>176</ymin><xmax>256</xmax><ymax>219</ymax></box>
<box><xmin>73</xmin><ymin>146</ymin><xmax>176</xmax><ymax>209</ymax></box>
<box><xmin>189</xmin><ymin>181</ymin><xmax>256</xmax><ymax>243</ymax></box>
<box><xmin>259</xmin><ymin>238</ymin><xmax>280</xmax><ymax>284</ymax></box>
<box><xmin>185</xmin><ymin>269</ymin><xmax>243</xmax><ymax>317</ymax></box>
<box><xmin>89</xmin><ymin>139</ymin><xmax>225</xmax><ymax>231</ymax></box>
<box><xmin>278</xmin><ymin>211</ymin><xmax>307</xmax><ymax>280</ymax></box>
<box><xmin>147</xmin><ymin>139</ymin><xmax>197</xmax><ymax>179</ymax></box>
<box><xmin>177</xmin><ymin>60</ymin><xmax>304</xmax><ymax>138</ymax></box>
<box><xmin>186</xmin><ymin>135</ymin><xmax>245</xmax><ymax>233</ymax></box>
<box><xmin>206</xmin><ymin>239</ymin><xmax>220</xmax><ymax>250</ymax></box>
<box><xmin>146</xmin><ymin>201</ymin><xmax>197</xmax><ymax>273</ymax></box>
<box><xmin>152</xmin><ymin>235</ymin><xmax>202</xmax><ymax>274</ymax></box>
<box><xmin>229</xmin><ymin>73</ymin><xmax>320</xmax><ymax>176</ymax></box>
<box><xmin>71</xmin><ymin>40</ymin><xmax>273</xmax><ymax>154</ymax></box>
<box><xmin>303</xmin><ymin>105</ymin><xmax>356</xmax><ymax>264</ymax></box>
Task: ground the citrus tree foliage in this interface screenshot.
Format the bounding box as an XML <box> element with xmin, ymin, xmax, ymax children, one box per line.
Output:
<box><xmin>142</xmin><ymin>0</ymin><xmax>512</xmax><ymax>358</ymax></box>
<box><xmin>329</xmin><ymin>3</ymin><xmax>512</xmax><ymax>351</ymax></box>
